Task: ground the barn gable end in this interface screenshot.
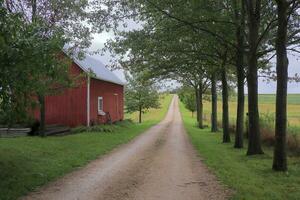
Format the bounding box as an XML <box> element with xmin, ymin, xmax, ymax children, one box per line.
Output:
<box><xmin>35</xmin><ymin>55</ymin><xmax>124</xmax><ymax>127</ymax></box>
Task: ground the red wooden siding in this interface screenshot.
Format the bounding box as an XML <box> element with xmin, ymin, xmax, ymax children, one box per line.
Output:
<box><xmin>90</xmin><ymin>79</ymin><xmax>124</xmax><ymax>124</ymax></box>
<box><xmin>35</xmin><ymin>63</ymin><xmax>87</xmax><ymax>127</ymax></box>
<box><xmin>34</xmin><ymin>61</ymin><xmax>124</xmax><ymax>127</ymax></box>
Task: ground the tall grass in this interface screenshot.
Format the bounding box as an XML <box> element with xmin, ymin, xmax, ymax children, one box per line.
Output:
<box><xmin>202</xmin><ymin>110</ymin><xmax>300</xmax><ymax>155</ymax></box>
<box><xmin>198</xmin><ymin>94</ymin><xmax>300</xmax><ymax>154</ymax></box>
<box><xmin>258</xmin><ymin>113</ymin><xmax>300</xmax><ymax>155</ymax></box>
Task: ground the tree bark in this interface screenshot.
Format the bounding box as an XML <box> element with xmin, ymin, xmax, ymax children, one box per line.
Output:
<box><xmin>273</xmin><ymin>0</ymin><xmax>288</xmax><ymax>171</ymax></box>
<box><xmin>32</xmin><ymin>0</ymin><xmax>46</xmax><ymax>137</ymax></box>
<box><xmin>195</xmin><ymin>87</ymin><xmax>200</xmax><ymax>125</ymax></box>
<box><xmin>198</xmin><ymin>84</ymin><xmax>204</xmax><ymax>129</ymax></box>
<box><xmin>234</xmin><ymin>0</ymin><xmax>245</xmax><ymax>148</ymax></box>
<box><xmin>31</xmin><ymin>0</ymin><xmax>37</xmax><ymax>22</ymax></box>
<box><xmin>139</xmin><ymin>105</ymin><xmax>142</xmax><ymax>123</ymax></box>
<box><xmin>222</xmin><ymin>67</ymin><xmax>230</xmax><ymax>143</ymax></box>
<box><xmin>235</xmin><ymin>50</ymin><xmax>245</xmax><ymax>148</ymax></box>
<box><xmin>211</xmin><ymin>74</ymin><xmax>218</xmax><ymax>132</ymax></box>
<box><xmin>246</xmin><ymin>0</ymin><xmax>264</xmax><ymax>155</ymax></box>
<box><xmin>38</xmin><ymin>95</ymin><xmax>46</xmax><ymax>137</ymax></box>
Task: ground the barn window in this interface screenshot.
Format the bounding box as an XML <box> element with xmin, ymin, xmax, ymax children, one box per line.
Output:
<box><xmin>98</xmin><ymin>97</ymin><xmax>103</xmax><ymax>112</ymax></box>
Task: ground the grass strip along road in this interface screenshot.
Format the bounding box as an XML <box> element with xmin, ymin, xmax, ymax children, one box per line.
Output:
<box><xmin>180</xmin><ymin>100</ymin><xmax>300</xmax><ymax>200</ymax></box>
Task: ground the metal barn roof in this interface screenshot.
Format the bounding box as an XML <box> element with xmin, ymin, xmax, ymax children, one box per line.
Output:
<box><xmin>72</xmin><ymin>55</ymin><xmax>124</xmax><ymax>86</ymax></box>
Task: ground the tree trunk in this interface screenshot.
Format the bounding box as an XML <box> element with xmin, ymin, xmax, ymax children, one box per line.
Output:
<box><xmin>246</xmin><ymin>4</ymin><xmax>264</xmax><ymax>155</ymax></box>
<box><xmin>211</xmin><ymin>74</ymin><xmax>218</xmax><ymax>132</ymax></box>
<box><xmin>273</xmin><ymin>0</ymin><xmax>288</xmax><ymax>171</ymax></box>
<box><xmin>198</xmin><ymin>84</ymin><xmax>204</xmax><ymax>129</ymax></box>
<box><xmin>234</xmin><ymin>0</ymin><xmax>245</xmax><ymax>148</ymax></box>
<box><xmin>38</xmin><ymin>94</ymin><xmax>46</xmax><ymax>137</ymax></box>
<box><xmin>195</xmin><ymin>87</ymin><xmax>200</xmax><ymax>125</ymax></box>
<box><xmin>235</xmin><ymin>52</ymin><xmax>245</xmax><ymax>148</ymax></box>
<box><xmin>139</xmin><ymin>106</ymin><xmax>142</xmax><ymax>123</ymax></box>
<box><xmin>31</xmin><ymin>0</ymin><xmax>37</xmax><ymax>22</ymax></box>
<box><xmin>222</xmin><ymin>67</ymin><xmax>230</xmax><ymax>143</ymax></box>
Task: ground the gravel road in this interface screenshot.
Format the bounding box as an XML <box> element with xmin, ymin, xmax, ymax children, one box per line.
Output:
<box><xmin>23</xmin><ymin>95</ymin><xmax>231</xmax><ymax>200</ymax></box>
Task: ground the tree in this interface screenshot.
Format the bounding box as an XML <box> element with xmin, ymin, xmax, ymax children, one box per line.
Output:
<box><xmin>180</xmin><ymin>88</ymin><xmax>196</xmax><ymax>117</ymax></box>
<box><xmin>273</xmin><ymin>0</ymin><xmax>300</xmax><ymax>171</ymax></box>
<box><xmin>221</xmin><ymin>50</ymin><xmax>231</xmax><ymax>143</ymax></box>
<box><xmin>0</xmin><ymin>4</ymin><xmax>71</xmax><ymax>128</ymax></box>
<box><xmin>210</xmin><ymin>73</ymin><xmax>218</xmax><ymax>132</ymax></box>
<box><xmin>125</xmin><ymin>72</ymin><xmax>160</xmax><ymax>123</ymax></box>
<box><xmin>233</xmin><ymin>0</ymin><xmax>246</xmax><ymax>149</ymax></box>
<box><xmin>244</xmin><ymin>0</ymin><xmax>274</xmax><ymax>155</ymax></box>
<box><xmin>2</xmin><ymin>0</ymin><xmax>108</xmax><ymax>135</ymax></box>
<box><xmin>105</xmin><ymin>16</ymin><xmax>212</xmax><ymax>129</ymax></box>
<box><xmin>0</xmin><ymin>6</ymin><xmax>36</xmax><ymax>126</ymax></box>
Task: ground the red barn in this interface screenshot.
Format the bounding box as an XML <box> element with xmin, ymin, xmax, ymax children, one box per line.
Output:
<box><xmin>35</xmin><ymin>54</ymin><xmax>125</xmax><ymax>127</ymax></box>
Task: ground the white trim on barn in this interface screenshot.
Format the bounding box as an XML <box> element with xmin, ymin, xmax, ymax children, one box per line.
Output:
<box><xmin>98</xmin><ymin>96</ymin><xmax>105</xmax><ymax>116</ymax></box>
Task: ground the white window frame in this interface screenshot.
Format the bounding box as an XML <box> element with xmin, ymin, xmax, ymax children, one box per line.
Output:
<box><xmin>98</xmin><ymin>97</ymin><xmax>103</xmax><ymax>114</ymax></box>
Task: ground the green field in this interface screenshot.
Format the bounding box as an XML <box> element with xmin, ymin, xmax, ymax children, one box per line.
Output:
<box><xmin>257</xmin><ymin>94</ymin><xmax>300</xmax><ymax>105</ymax></box>
<box><xmin>203</xmin><ymin>94</ymin><xmax>300</xmax><ymax>127</ymax></box>
<box><xmin>0</xmin><ymin>94</ymin><xmax>173</xmax><ymax>200</ymax></box>
<box><xmin>125</xmin><ymin>93</ymin><xmax>173</xmax><ymax>123</ymax></box>
<box><xmin>180</xmin><ymin>100</ymin><xmax>300</xmax><ymax>200</ymax></box>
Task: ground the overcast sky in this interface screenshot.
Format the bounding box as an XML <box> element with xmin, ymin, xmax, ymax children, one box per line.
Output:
<box><xmin>89</xmin><ymin>31</ymin><xmax>300</xmax><ymax>94</ymax></box>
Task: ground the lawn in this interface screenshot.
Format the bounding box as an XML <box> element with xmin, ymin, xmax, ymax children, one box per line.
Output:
<box><xmin>0</xmin><ymin>94</ymin><xmax>173</xmax><ymax>200</ymax></box>
<box><xmin>202</xmin><ymin>94</ymin><xmax>300</xmax><ymax>127</ymax></box>
<box><xmin>180</xmin><ymin>100</ymin><xmax>300</xmax><ymax>200</ymax></box>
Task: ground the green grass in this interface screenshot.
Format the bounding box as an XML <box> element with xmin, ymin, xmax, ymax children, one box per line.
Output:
<box><xmin>0</xmin><ymin>94</ymin><xmax>173</xmax><ymax>200</ymax></box>
<box><xmin>180</xmin><ymin>100</ymin><xmax>300</xmax><ymax>200</ymax></box>
<box><xmin>125</xmin><ymin>93</ymin><xmax>173</xmax><ymax>124</ymax></box>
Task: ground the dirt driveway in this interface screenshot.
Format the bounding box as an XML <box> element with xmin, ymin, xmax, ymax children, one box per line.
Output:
<box><xmin>23</xmin><ymin>95</ymin><xmax>231</xmax><ymax>200</ymax></box>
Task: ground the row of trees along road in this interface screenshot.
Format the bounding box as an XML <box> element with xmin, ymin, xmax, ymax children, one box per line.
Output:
<box><xmin>0</xmin><ymin>0</ymin><xmax>113</xmax><ymax>135</ymax></box>
<box><xmin>104</xmin><ymin>0</ymin><xmax>300</xmax><ymax>171</ymax></box>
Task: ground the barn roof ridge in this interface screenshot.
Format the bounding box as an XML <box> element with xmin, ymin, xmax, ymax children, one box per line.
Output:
<box><xmin>63</xmin><ymin>48</ymin><xmax>125</xmax><ymax>86</ymax></box>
